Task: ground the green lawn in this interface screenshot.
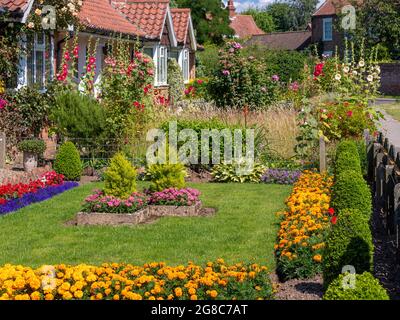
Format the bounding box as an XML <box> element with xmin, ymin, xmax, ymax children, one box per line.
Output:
<box><xmin>380</xmin><ymin>103</ymin><xmax>400</xmax><ymax>122</ymax></box>
<box><xmin>0</xmin><ymin>183</ymin><xmax>291</xmax><ymax>269</ymax></box>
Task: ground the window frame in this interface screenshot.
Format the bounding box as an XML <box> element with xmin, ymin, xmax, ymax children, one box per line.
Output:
<box><xmin>155</xmin><ymin>45</ymin><xmax>168</xmax><ymax>86</ymax></box>
<box><xmin>322</xmin><ymin>17</ymin><xmax>333</xmax><ymax>42</ymax></box>
<box><xmin>182</xmin><ymin>49</ymin><xmax>190</xmax><ymax>84</ymax></box>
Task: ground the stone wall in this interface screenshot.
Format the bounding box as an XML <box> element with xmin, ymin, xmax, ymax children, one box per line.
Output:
<box><xmin>380</xmin><ymin>63</ymin><xmax>400</xmax><ymax>96</ymax></box>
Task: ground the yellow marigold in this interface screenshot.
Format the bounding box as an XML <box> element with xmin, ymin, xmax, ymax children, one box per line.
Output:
<box><xmin>45</xmin><ymin>293</ymin><xmax>54</xmax><ymax>300</ymax></box>
<box><xmin>174</xmin><ymin>287</ymin><xmax>183</xmax><ymax>297</ymax></box>
<box><xmin>62</xmin><ymin>292</ymin><xmax>73</xmax><ymax>300</ymax></box>
<box><xmin>113</xmin><ymin>294</ymin><xmax>120</xmax><ymax>300</ymax></box>
<box><xmin>190</xmin><ymin>295</ymin><xmax>198</xmax><ymax>300</ymax></box>
<box><xmin>188</xmin><ymin>287</ymin><xmax>196</xmax><ymax>295</ymax></box>
<box><xmin>313</xmin><ymin>255</ymin><xmax>322</xmax><ymax>263</ymax></box>
<box><xmin>209</xmin><ymin>290</ymin><xmax>218</xmax><ymax>298</ymax></box>
<box><xmin>74</xmin><ymin>290</ymin><xmax>84</xmax><ymax>299</ymax></box>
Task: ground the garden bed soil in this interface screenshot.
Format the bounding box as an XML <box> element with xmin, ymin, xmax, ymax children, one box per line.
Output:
<box><xmin>76</xmin><ymin>202</ymin><xmax>212</xmax><ymax>226</ymax></box>
<box><xmin>186</xmin><ymin>169</ymin><xmax>213</xmax><ymax>183</ymax></box>
<box><xmin>271</xmin><ymin>273</ymin><xmax>324</xmax><ymax>300</ymax></box>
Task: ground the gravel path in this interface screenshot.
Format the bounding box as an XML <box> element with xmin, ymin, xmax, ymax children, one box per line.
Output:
<box><xmin>375</xmin><ymin>108</ymin><xmax>400</xmax><ymax>149</ymax></box>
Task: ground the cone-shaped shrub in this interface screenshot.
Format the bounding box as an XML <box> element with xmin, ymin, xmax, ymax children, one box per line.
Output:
<box><xmin>54</xmin><ymin>141</ymin><xmax>82</xmax><ymax>181</ymax></box>
<box><xmin>324</xmin><ymin>272</ymin><xmax>389</xmax><ymax>300</ymax></box>
<box><xmin>323</xmin><ymin>208</ymin><xmax>373</xmax><ymax>287</ymax></box>
<box><xmin>331</xmin><ymin>170</ymin><xmax>372</xmax><ymax>217</ymax></box>
<box><xmin>104</xmin><ymin>153</ymin><xmax>137</xmax><ymax>199</ymax></box>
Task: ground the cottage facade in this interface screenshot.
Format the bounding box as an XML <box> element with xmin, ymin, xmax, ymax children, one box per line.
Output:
<box><xmin>0</xmin><ymin>0</ymin><xmax>197</xmax><ymax>90</ymax></box>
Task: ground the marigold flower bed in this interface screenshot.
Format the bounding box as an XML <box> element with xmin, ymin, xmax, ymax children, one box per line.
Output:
<box><xmin>274</xmin><ymin>171</ymin><xmax>334</xmax><ymax>280</ymax></box>
<box><xmin>0</xmin><ymin>172</ymin><xmax>78</xmax><ymax>215</ymax></box>
<box><xmin>0</xmin><ymin>261</ymin><xmax>273</xmax><ymax>300</ymax></box>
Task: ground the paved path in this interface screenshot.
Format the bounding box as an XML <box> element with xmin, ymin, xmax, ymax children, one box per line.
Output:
<box><xmin>377</xmin><ymin>109</ymin><xmax>400</xmax><ymax>150</ymax></box>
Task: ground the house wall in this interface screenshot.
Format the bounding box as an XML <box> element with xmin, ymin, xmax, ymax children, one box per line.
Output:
<box><xmin>380</xmin><ymin>63</ymin><xmax>400</xmax><ymax>96</ymax></box>
<box><xmin>311</xmin><ymin>15</ymin><xmax>343</xmax><ymax>55</ymax></box>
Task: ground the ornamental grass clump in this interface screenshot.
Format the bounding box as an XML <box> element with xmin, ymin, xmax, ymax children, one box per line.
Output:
<box><xmin>322</xmin><ymin>208</ymin><xmax>373</xmax><ymax>288</ymax></box>
<box><xmin>274</xmin><ymin>171</ymin><xmax>334</xmax><ymax>280</ymax></box>
<box><xmin>0</xmin><ymin>260</ymin><xmax>274</xmax><ymax>300</ymax></box>
<box><xmin>331</xmin><ymin>170</ymin><xmax>372</xmax><ymax>218</ymax></box>
<box><xmin>104</xmin><ymin>153</ymin><xmax>137</xmax><ymax>199</ymax></box>
<box><xmin>324</xmin><ymin>272</ymin><xmax>389</xmax><ymax>300</ymax></box>
<box><xmin>149</xmin><ymin>188</ymin><xmax>201</xmax><ymax>206</ymax></box>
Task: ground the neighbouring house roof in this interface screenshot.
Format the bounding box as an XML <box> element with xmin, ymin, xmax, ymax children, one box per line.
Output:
<box><xmin>245</xmin><ymin>31</ymin><xmax>312</xmax><ymax>51</ymax></box>
<box><xmin>230</xmin><ymin>14</ymin><xmax>264</xmax><ymax>38</ymax></box>
<box><xmin>113</xmin><ymin>0</ymin><xmax>171</xmax><ymax>40</ymax></box>
<box><xmin>313</xmin><ymin>0</ymin><xmax>362</xmax><ymax>17</ymax></box>
<box><xmin>79</xmin><ymin>0</ymin><xmax>145</xmax><ymax>36</ymax></box>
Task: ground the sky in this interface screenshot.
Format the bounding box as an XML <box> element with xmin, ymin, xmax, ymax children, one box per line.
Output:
<box><xmin>232</xmin><ymin>0</ymin><xmax>325</xmax><ymax>12</ymax></box>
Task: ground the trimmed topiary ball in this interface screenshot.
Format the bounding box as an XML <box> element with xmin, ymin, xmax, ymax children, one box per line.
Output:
<box><xmin>331</xmin><ymin>170</ymin><xmax>372</xmax><ymax>217</ymax></box>
<box><xmin>104</xmin><ymin>153</ymin><xmax>137</xmax><ymax>199</ymax></box>
<box><xmin>54</xmin><ymin>141</ymin><xmax>82</xmax><ymax>181</ymax></box>
<box><xmin>324</xmin><ymin>272</ymin><xmax>389</xmax><ymax>300</ymax></box>
<box><xmin>323</xmin><ymin>208</ymin><xmax>373</xmax><ymax>287</ymax></box>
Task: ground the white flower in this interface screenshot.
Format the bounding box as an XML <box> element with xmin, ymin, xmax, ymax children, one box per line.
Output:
<box><xmin>375</xmin><ymin>66</ymin><xmax>381</xmax><ymax>73</ymax></box>
<box><xmin>335</xmin><ymin>74</ymin><xmax>342</xmax><ymax>81</ymax></box>
<box><xmin>358</xmin><ymin>60</ymin><xmax>365</xmax><ymax>67</ymax></box>
<box><xmin>367</xmin><ymin>75</ymin><xmax>374</xmax><ymax>82</ymax></box>
<box><xmin>352</xmin><ymin>70</ymin><xmax>358</xmax><ymax>76</ymax></box>
<box><xmin>27</xmin><ymin>22</ymin><xmax>35</xmax><ymax>29</ymax></box>
<box><xmin>35</xmin><ymin>8</ymin><xmax>42</xmax><ymax>16</ymax></box>
<box><xmin>343</xmin><ymin>66</ymin><xmax>350</xmax><ymax>73</ymax></box>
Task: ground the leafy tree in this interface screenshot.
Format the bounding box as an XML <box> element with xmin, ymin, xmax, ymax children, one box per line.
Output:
<box><xmin>242</xmin><ymin>7</ymin><xmax>276</xmax><ymax>33</ymax></box>
<box><xmin>266</xmin><ymin>1</ymin><xmax>298</xmax><ymax>31</ymax></box>
<box><xmin>175</xmin><ymin>0</ymin><xmax>234</xmax><ymax>44</ymax></box>
<box><xmin>291</xmin><ymin>0</ymin><xmax>319</xmax><ymax>30</ymax></box>
<box><xmin>351</xmin><ymin>0</ymin><xmax>400</xmax><ymax>60</ymax></box>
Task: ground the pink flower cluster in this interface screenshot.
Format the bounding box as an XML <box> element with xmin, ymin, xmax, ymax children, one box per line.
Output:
<box><xmin>82</xmin><ymin>190</ymin><xmax>148</xmax><ymax>214</ymax></box>
<box><xmin>149</xmin><ymin>188</ymin><xmax>201</xmax><ymax>207</ymax></box>
<box><xmin>0</xmin><ymin>98</ymin><xmax>7</xmax><ymax>110</ymax></box>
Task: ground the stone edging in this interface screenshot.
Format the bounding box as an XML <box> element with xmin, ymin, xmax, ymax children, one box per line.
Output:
<box><xmin>76</xmin><ymin>202</ymin><xmax>203</xmax><ymax>226</ymax></box>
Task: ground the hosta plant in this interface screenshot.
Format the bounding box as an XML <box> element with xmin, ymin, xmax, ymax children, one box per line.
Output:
<box><xmin>212</xmin><ymin>160</ymin><xmax>266</xmax><ymax>183</ymax></box>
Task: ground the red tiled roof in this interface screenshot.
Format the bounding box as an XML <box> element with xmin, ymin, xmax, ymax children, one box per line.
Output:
<box><xmin>245</xmin><ymin>31</ymin><xmax>312</xmax><ymax>51</ymax></box>
<box><xmin>0</xmin><ymin>0</ymin><xmax>29</xmax><ymax>13</ymax></box>
<box><xmin>171</xmin><ymin>8</ymin><xmax>190</xmax><ymax>44</ymax></box>
<box><xmin>313</xmin><ymin>0</ymin><xmax>363</xmax><ymax>16</ymax></box>
<box><xmin>79</xmin><ymin>0</ymin><xmax>144</xmax><ymax>36</ymax></box>
<box><xmin>114</xmin><ymin>0</ymin><xmax>169</xmax><ymax>40</ymax></box>
<box><xmin>230</xmin><ymin>15</ymin><xmax>264</xmax><ymax>38</ymax></box>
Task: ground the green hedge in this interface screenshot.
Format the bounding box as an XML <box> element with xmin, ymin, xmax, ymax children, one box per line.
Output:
<box><xmin>331</xmin><ymin>170</ymin><xmax>372</xmax><ymax>217</ymax></box>
<box><xmin>335</xmin><ymin>140</ymin><xmax>359</xmax><ymax>158</ymax></box>
<box><xmin>335</xmin><ymin>151</ymin><xmax>362</xmax><ymax>175</ymax></box>
<box><xmin>323</xmin><ymin>209</ymin><xmax>373</xmax><ymax>287</ymax></box>
<box><xmin>324</xmin><ymin>272</ymin><xmax>389</xmax><ymax>300</ymax></box>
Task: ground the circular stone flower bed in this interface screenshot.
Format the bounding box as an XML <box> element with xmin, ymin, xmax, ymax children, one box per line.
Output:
<box><xmin>76</xmin><ymin>188</ymin><xmax>214</xmax><ymax>226</ymax></box>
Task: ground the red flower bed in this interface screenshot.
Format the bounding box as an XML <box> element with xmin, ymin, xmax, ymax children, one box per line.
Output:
<box><xmin>0</xmin><ymin>171</ymin><xmax>65</xmax><ymax>201</ymax></box>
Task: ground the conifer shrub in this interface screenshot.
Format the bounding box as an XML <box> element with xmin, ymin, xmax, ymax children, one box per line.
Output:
<box><xmin>54</xmin><ymin>141</ymin><xmax>82</xmax><ymax>181</ymax></box>
<box><xmin>104</xmin><ymin>153</ymin><xmax>137</xmax><ymax>199</ymax></box>
<box><xmin>323</xmin><ymin>209</ymin><xmax>373</xmax><ymax>287</ymax></box>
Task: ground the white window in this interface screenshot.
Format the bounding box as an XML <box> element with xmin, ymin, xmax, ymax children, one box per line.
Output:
<box><xmin>26</xmin><ymin>32</ymin><xmax>53</xmax><ymax>90</ymax></box>
<box><xmin>323</xmin><ymin>18</ymin><xmax>333</xmax><ymax>42</ymax></box>
<box><xmin>323</xmin><ymin>51</ymin><xmax>333</xmax><ymax>57</ymax></box>
<box><xmin>182</xmin><ymin>49</ymin><xmax>190</xmax><ymax>83</ymax></box>
<box><xmin>156</xmin><ymin>46</ymin><xmax>168</xmax><ymax>86</ymax></box>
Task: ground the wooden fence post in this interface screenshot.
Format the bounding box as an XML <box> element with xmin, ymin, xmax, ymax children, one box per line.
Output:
<box><xmin>0</xmin><ymin>132</ymin><xmax>5</xmax><ymax>169</ymax></box>
<box><xmin>319</xmin><ymin>137</ymin><xmax>326</xmax><ymax>173</ymax></box>
<box><xmin>395</xmin><ymin>183</ymin><xmax>400</xmax><ymax>248</ymax></box>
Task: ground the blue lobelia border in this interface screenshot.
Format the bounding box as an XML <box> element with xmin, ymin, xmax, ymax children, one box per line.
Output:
<box><xmin>0</xmin><ymin>182</ymin><xmax>79</xmax><ymax>215</ymax></box>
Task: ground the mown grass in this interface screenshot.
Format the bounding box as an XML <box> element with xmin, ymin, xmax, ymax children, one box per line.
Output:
<box><xmin>0</xmin><ymin>182</ymin><xmax>291</xmax><ymax>269</ymax></box>
<box><xmin>380</xmin><ymin>103</ymin><xmax>400</xmax><ymax>122</ymax></box>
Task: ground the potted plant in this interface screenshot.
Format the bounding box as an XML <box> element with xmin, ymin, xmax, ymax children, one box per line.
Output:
<box><xmin>17</xmin><ymin>139</ymin><xmax>46</xmax><ymax>172</ymax></box>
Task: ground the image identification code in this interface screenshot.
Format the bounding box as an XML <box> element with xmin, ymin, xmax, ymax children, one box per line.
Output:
<box><xmin>151</xmin><ymin>304</ymin><xmax>248</xmax><ymax>317</ymax></box>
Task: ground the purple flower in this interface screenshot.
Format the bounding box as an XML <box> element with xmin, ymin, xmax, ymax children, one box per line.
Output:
<box><xmin>222</xmin><ymin>70</ymin><xmax>230</xmax><ymax>76</ymax></box>
<box><xmin>261</xmin><ymin>169</ymin><xmax>301</xmax><ymax>185</ymax></box>
<box><xmin>272</xmin><ymin>75</ymin><xmax>280</xmax><ymax>82</ymax></box>
<box><xmin>0</xmin><ymin>98</ymin><xmax>7</xmax><ymax>110</ymax></box>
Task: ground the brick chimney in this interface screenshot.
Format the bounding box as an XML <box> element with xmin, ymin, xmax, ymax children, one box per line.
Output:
<box><xmin>227</xmin><ymin>0</ymin><xmax>236</xmax><ymax>17</ymax></box>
